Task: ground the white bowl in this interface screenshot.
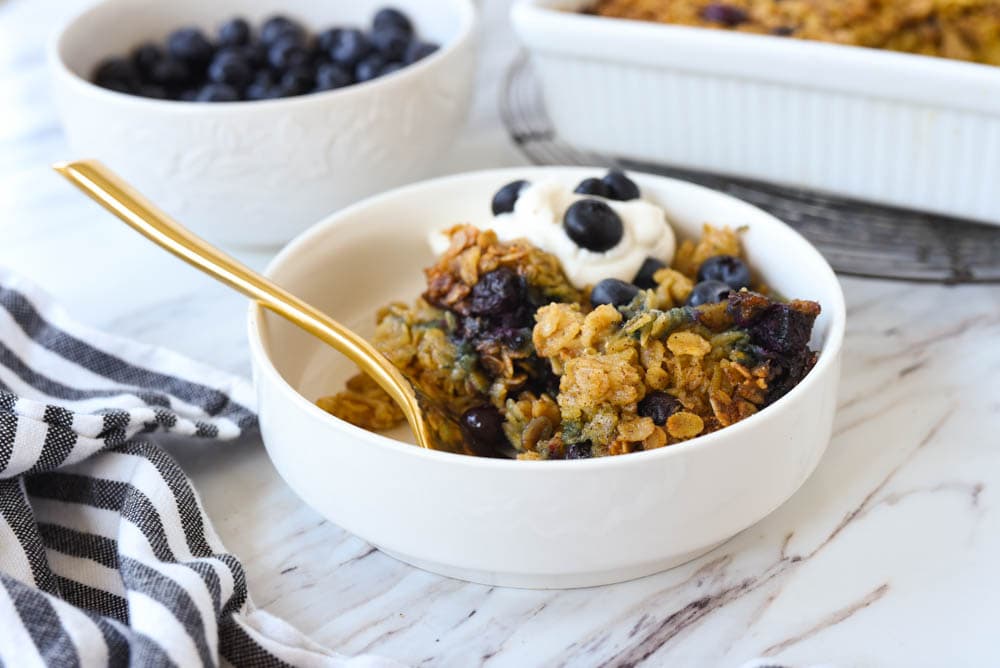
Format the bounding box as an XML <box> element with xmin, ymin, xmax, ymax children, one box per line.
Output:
<box><xmin>247</xmin><ymin>167</ymin><xmax>846</xmax><ymax>589</ymax></box>
<box><xmin>49</xmin><ymin>0</ymin><xmax>476</xmax><ymax>247</ymax></box>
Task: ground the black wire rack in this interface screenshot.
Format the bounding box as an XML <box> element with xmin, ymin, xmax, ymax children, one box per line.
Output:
<box><xmin>499</xmin><ymin>52</ymin><xmax>1000</xmax><ymax>284</ymax></box>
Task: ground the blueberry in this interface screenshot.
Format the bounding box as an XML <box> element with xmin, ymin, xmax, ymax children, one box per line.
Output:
<box><xmin>215</xmin><ymin>45</ymin><xmax>250</xmax><ymax>62</ymax></box>
<box><xmin>403</xmin><ymin>41</ymin><xmax>438</xmax><ymax>64</ymax></box>
<box><xmin>491</xmin><ymin>180</ymin><xmax>528</xmax><ymax>215</ymax></box>
<box><xmin>371</xmin><ymin>26</ymin><xmax>409</xmax><ymax>60</ymax></box>
<box><xmin>470</xmin><ymin>268</ymin><xmax>524</xmax><ymax>316</ymax></box>
<box><xmin>638</xmin><ymin>391</ymin><xmax>682</xmax><ymax>426</ymax></box>
<box><xmin>244</xmin><ymin>42</ymin><xmax>269</xmax><ymax>68</ymax></box>
<box><xmin>697</xmin><ymin>255</ymin><xmax>751</xmax><ymax>290</ymax></box>
<box><xmin>460</xmin><ymin>406</ymin><xmax>508</xmax><ymax>458</ymax></box>
<box><xmin>563</xmin><ymin>199</ymin><xmax>624</xmax><ymax>252</ymax></box>
<box><xmin>149</xmin><ymin>57</ymin><xmax>191</xmax><ymax>88</ymax></box>
<box><xmin>245</xmin><ymin>81</ymin><xmax>278</xmax><ymax>100</ymax></box>
<box><xmin>248</xmin><ymin>69</ymin><xmax>276</xmax><ymax>88</ymax></box>
<box><xmin>748</xmin><ymin>303</ymin><xmax>818</xmax><ymax>355</ymax></box>
<box><xmin>590</xmin><ymin>278</ymin><xmax>639</xmax><ymax>309</ymax></box>
<box><xmin>268</xmin><ymin>37</ymin><xmax>310</xmax><ymax>70</ymax></box>
<box><xmin>279</xmin><ymin>66</ymin><xmax>314</xmax><ymax>96</ymax></box>
<box><xmin>574</xmin><ymin>177</ymin><xmax>610</xmax><ymax>198</ymax></box>
<box><xmin>373</xmin><ymin>7</ymin><xmax>414</xmax><ymax>36</ymax></box>
<box><xmin>131</xmin><ymin>43</ymin><xmax>162</xmax><ymax>76</ymax></box>
<box><xmin>686</xmin><ymin>280</ymin><xmax>732</xmax><ymax>307</ymax></box>
<box><xmin>195</xmin><ymin>83</ymin><xmax>239</xmax><ymax>102</ymax></box>
<box><xmin>354</xmin><ymin>53</ymin><xmax>387</xmax><ymax>82</ymax></box>
<box><xmin>329</xmin><ymin>28</ymin><xmax>371</xmax><ymax>67</ymax></box>
<box><xmin>565</xmin><ymin>442</ymin><xmax>593</xmax><ymax>459</ymax></box>
<box><xmin>380</xmin><ymin>61</ymin><xmax>404</xmax><ymax>77</ymax></box>
<box><xmin>316</xmin><ymin>27</ymin><xmax>343</xmax><ymax>54</ymax></box>
<box><xmin>700</xmin><ymin>3</ymin><xmax>749</xmax><ymax>27</ymax></box>
<box><xmin>93</xmin><ymin>57</ymin><xmax>137</xmax><ymax>89</ymax></box>
<box><xmin>261</xmin><ymin>15</ymin><xmax>304</xmax><ymax>45</ymax></box>
<box><xmin>314</xmin><ymin>62</ymin><xmax>352</xmax><ymax>91</ymax></box>
<box><xmin>98</xmin><ymin>80</ymin><xmax>133</xmax><ymax>94</ymax></box>
<box><xmin>208</xmin><ymin>51</ymin><xmax>253</xmax><ymax>88</ymax></box>
<box><xmin>167</xmin><ymin>27</ymin><xmax>214</xmax><ymax>65</ymax></box>
<box><xmin>633</xmin><ymin>257</ymin><xmax>666</xmax><ymax>290</ymax></box>
<box><xmin>137</xmin><ymin>83</ymin><xmax>167</xmax><ymax>99</ymax></box>
<box><xmin>218</xmin><ymin>18</ymin><xmax>251</xmax><ymax>47</ymax></box>
<box><xmin>601</xmin><ymin>169</ymin><xmax>640</xmax><ymax>201</ymax></box>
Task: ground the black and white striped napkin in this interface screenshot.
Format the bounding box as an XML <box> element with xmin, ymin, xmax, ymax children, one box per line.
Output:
<box><xmin>0</xmin><ymin>268</ymin><xmax>401</xmax><ymax>667</ymax></box>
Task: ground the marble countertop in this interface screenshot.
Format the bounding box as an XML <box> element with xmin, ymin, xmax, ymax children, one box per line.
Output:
<box><xmin>3</xmin><ymin>1</ymin><xmax>999</xmax><ymax>666</ymax></box>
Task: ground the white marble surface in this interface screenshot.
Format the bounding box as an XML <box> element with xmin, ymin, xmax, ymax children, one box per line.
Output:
<box><xmin>3</xmin><ymin>1</ymin><xmax>1000</xmax><ymax>666</ymax></box>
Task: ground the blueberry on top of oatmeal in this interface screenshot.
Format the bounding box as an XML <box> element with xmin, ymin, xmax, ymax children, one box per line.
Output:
<box><xmin>460</xmin><ymin>406</ymin><xmax>508</xmax><ymax>458</ymax></box>
<box><xmin>469</xmin><ymin>268</ymin><xmax>525</xmax><ymax>316</ymax></box>
<box><xmin>573</xmin><ymin>177</ymin><xmax>611</xmax><ymax>198</ymax></box>
<box><xmin>697</xmin><ymin>254</ymin><xmax>751</xmax><ymax>290</ymax></box>
<box><xmin>590</xmin><ymin>278</ymin><xmax>639</xmax><ymax>308</ymax></box>
<box><xmin>563</xmin><ymin>199</ymin><xmax>624</xmax><ymax>252</ymax></box>
<box><xmin>686</xmin><ymin>279</ymin><xmax>732</xmax><ymax>307</ymax></box>
<box><xmin>633</xmin><ymin>256</ymin><xmax>666</xmax><ymax>290</ymax></box>
<box><xmin>565</xmin><ymin>442</ymin><xmax>593</xmax><ymax>459</ymax></box>
<box><xmin>699</xmin><ymin>3</ymin><xmax>750</xmax><ymax>27</ymax></box>
<box><xmin>727</xmin><ymin>291</ymin><xmax>818</xmax><ymax>355</ymax></box>
<box><xmin>601</xmin><ymin>169</ymin><xmax>641</xmax><ymax>201</ymax></box>
<box><xmin>491</xmin><ymin>180</ymin><xmax>529</xmax><ymax>215</ymax></box>
<box><xmin>638</xmin><ymin>391</ymin><xmax>683</xmax><ymax>426</ymax></box>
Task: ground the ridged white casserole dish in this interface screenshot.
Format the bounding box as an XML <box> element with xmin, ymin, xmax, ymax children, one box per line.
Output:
<box><xmin>511</xmin><ymin>0</ymin><xmax>1000</xmax><ymax>227</ymax></box>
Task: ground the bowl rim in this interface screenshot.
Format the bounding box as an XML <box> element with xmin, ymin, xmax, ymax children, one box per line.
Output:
<box><xmin>247</xmin><ymin>166</ymin><xmax>847</xmax><ymax>470</ymax></box>
<box><xmin>48</xmin><ymin>0</ymin><xmax>477</xmax><ymax>110</ymax></box>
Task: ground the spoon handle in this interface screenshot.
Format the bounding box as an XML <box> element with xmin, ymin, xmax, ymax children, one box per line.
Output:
<box><xmin>53</xmin><ymin>159</ymin><xmax>430</xmax><ymax>449</ymax></box>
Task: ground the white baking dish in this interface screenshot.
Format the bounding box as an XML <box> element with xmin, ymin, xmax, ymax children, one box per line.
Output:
<box><xmin>511</xmin><ymin>0</ymin><xmax>1000</xmax><ymax>226</ymax></box>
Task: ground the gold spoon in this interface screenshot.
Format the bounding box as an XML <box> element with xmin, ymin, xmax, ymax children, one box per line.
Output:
<box><xmin>53</xmin><ymin>159</ymin><xmax>437</xmax><ymax>451</ymax></box>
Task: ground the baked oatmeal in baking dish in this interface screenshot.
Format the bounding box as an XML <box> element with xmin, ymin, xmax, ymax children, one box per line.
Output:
<box><xmin>317</xmin><ymin>171</ymin><xmax>821</xmax><ymax>459</ymax></box>
<box><xmin>587</xmin><ymin>0</ymin><xmax>1000</xmax><ymax>66</ymax></box>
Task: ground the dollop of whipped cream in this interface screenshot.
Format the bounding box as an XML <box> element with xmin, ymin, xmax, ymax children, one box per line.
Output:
<box><xmin>428</xmin><ymin>178</ymin><xmax>676</xmax><ymax>289</ymax></box>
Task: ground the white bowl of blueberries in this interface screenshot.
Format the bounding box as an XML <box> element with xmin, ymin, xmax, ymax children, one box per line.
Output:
<box><xmin>49</xmin><ymin>0</ymin><xmax>477</xmax><ymax>247</ymax></box>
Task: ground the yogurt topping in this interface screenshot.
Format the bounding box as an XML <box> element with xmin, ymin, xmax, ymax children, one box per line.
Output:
<box><xmin>429</xmin><ymin>178</ymin><xmax>676</xmax><ymax>289</ymax></box>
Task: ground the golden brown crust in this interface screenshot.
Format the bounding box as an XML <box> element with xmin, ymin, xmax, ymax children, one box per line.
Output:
<box><xmin>588</xmin><ymin>0</ymin><xmax>1000</xmax><ymax>66</ymax></box>
<box><xmin>316</xmin><ymin>223</ymin><xmax>821</xmax><ymax>459</ymax></box>
<box><xmin>423</xmin><ymin>225</ymin><xmax>583</xmax><ymax>314</ymax></box>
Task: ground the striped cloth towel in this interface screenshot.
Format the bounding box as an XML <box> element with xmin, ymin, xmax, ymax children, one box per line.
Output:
<box><xmin>0</xmin><ymin>269</ymin><xmax>401</xmax><ymax>668</ymax></box>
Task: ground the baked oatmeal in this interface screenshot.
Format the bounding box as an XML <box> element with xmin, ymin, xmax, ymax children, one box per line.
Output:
<box><xmin>318</xmin><ymin>171</ymin><xmax>821</xmax><ymax>459</ymax></box>
<box><xmin>588</xmin><ymin>0</ymin><xmax>1000</xmax><ymax>66</ymax></box>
